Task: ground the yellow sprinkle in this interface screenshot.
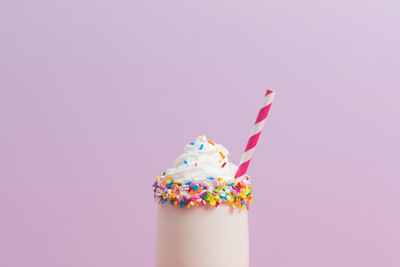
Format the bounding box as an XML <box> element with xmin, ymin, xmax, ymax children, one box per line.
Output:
<box><xmin>242</xmin><ymin>205</ymin><xmax>246</xmax><ymax>211</ymax></box>
<box><xmin>215</xmin><ymin>195</ymin><xmax>220</xmax><ymax>200</ymax></box>
<box><xmin>217</xmin><ymin>177</ymin><xmax>223</xmax><ymax>181</ymax></box>
<box><xmin>210</xmin><ymin>201</ymin><xmax>216</xmax><ymax>206</ymax></box>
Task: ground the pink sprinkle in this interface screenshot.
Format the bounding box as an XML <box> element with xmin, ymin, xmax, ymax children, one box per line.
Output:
<box><xmin>232</xmin><ymin>189</ymin><xmax>238</xmax><ymax>195</ymax></box>
<box><xmin>194</xmin><ymin>163</ymin><xmax>198</xmax><ymax>167</ymax></box>
<box><xmin>160</xmin><ymin>184</ymin><xmax>165</xmax><ymax>190</ymax></box>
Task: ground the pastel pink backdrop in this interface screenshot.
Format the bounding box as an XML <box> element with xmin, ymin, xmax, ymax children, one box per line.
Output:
<box><xmin>1</xmin><ymin>1</ymin><xmax>399</xmax><ymax>266</ymax></box>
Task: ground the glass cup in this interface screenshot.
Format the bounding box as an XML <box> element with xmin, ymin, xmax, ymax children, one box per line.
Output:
<box><xmin>155</xmin><ymin>204</ymin><xmax>249</xmax><ymax>267</ymax></box>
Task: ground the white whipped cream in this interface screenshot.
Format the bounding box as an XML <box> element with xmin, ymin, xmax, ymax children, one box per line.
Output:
<box><xmin>165</xmin><ymin>136</ymin><xmax>238</xmax><ymax>181</ymax></box>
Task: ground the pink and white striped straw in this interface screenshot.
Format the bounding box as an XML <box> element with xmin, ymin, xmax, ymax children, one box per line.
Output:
<box><xmin>235</xmin><ymin>89</ymin><xmax>276</xmax><ymax>179</ymax></box>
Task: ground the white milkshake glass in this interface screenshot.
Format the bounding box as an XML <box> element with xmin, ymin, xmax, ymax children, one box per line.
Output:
<box><xmin>155</xmin><ymin>204</ymin><xmax>249</xmax><ymax>267</ymax></box>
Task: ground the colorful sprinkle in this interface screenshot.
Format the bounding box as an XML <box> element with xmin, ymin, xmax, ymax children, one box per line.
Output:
<box><xmin>219</xmin><ymin>151</ymin><xmax>225</xmax><ymax>159</ymax></box>
<box><xmin>208</xmin><ymin>140</ymin><xmax>215</xmax><ymax>145</ymax></box>
<box><xmin>190</xmin><ymin>142</ymin><xmax>195</xmax><ymax>145</ymax></box>
<box><xmin>221</xmin><ymin>162</ymin><xmax>227</xmax><ymax>168</ymax></box>
<box><xmin>184</xmin><ymin>160</ymin><xmax>188</xmax><ymax>164</ymax></box>
<box><xmin>153</xmin><ymin>175</ymin><xmax>252</xmax><ymax>209</ymax></box>
<box><xmin>199</xmin><ymin>144</ymin><xmax>204</xmax><ymax>150</ymax></box>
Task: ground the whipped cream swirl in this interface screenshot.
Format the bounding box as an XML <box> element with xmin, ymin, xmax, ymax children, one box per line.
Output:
<box><xmin>165</xmin><ymin>136</ymin><xmax>238</xmax><ymax>181</ymax></box>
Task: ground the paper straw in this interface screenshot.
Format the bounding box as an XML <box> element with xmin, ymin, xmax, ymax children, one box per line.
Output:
<box><xmin>235</xmin><ymin>89</ymin><xmax>276</xmax><ymax>179</ymax></box>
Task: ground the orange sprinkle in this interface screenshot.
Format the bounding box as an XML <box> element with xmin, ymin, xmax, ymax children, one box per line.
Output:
<box><xmin>174</xmin><ymin>200</ymin><xmax>178</xmax><ymax>207</ymax></box>
<box><xmin>218</xmin><ymin>184</ymin><xmax>223</xmax><ymax>190</ymax></box>
<box><xmin>219</xmin><ymin>151</ymin><xmax>225</xmax><ymax>159</ymax></box>
<box><xmin>190</xmin><ymin>190</ymin><xmax>196</xmax><ymax>195</ymax></box>
<box><xmin>198</xmin><ymin>187</ymin><xmax>203</xmax><ymax>193</ymax></box>
<box><xmin>208</xmin><ymin>140</ymin><xmax>215</xmax><ymax>145</ymax></box>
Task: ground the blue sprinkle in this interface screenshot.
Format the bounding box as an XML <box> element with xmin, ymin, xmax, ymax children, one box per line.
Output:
<box><xmin>228</xmin><ymin>182</ymin><xmax>234</xmax><ymax>186</ymax></box>
<box><xmin>181</xmin><ymin>198</ymin><xmax>186</xmax><ymax>204</ymax></box>
<box><xmin>199</xmin><ymin>144</ymin><xmax>204</xmax><ymax>150</ymax></box>
<box><xmin>190</xmin><ymin>142</ymin><xmax>195</xmax><ymax>145</ymax></box>
<box><xmin>170</xmin><ymin>200</ymin><xmax>175</xmax><ymax>205</ymax></box>
<box><xmin>180</xmin><ymin>202</ymin><xmax>185</xmax><ymax>208</ymax></box>
<box><xmin>161</xmin><ymin>199</ymin><xmax>167</xmax><ymax>204</ymax></box>
<box><xmin>207</xmin><ymin>177</ymin><xmax>214</xmax><ymax>180</ymax></box>
<box><xmin>184</xmin><ymin>160</ymin><xmax>188</xmax><ymax>164</ymax></box>
<box><xmin>185</xmin><ymin>181</ymin><xmax>192</xmax><ymax>185</ymax></box>
<box><xmin>169</xmin><ymin>180</ymin><xmax>174</xmax><ymax>184</ymax></box>
<box><xmin>193</xmin><ymin>184</ymin><xmax>199</xmax><ymax>191</ymax></box>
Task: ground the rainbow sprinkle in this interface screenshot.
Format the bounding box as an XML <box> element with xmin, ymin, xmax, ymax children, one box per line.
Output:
<box><xmin>153</xmin><ymin>175</ymin><xmax>252</xmax><ymax>209</ymax></box>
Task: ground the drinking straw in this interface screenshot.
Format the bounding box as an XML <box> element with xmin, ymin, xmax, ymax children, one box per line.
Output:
<box><xmin>235</xmin><ymin>89</ymin><xmax>276</xmax><ymax>179</ymax></box>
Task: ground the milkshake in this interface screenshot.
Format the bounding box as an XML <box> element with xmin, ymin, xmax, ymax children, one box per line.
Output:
<box><xmin>153</xmin><ymin>136</ymin><xmax>252</xmax><ymax>267</ymax></box>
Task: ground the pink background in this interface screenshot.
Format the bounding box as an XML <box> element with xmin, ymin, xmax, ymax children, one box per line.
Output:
<box><xmin>1</xmin><ymin>1</ymin><xmax>399</xmax><ymax>266</ymax></box>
